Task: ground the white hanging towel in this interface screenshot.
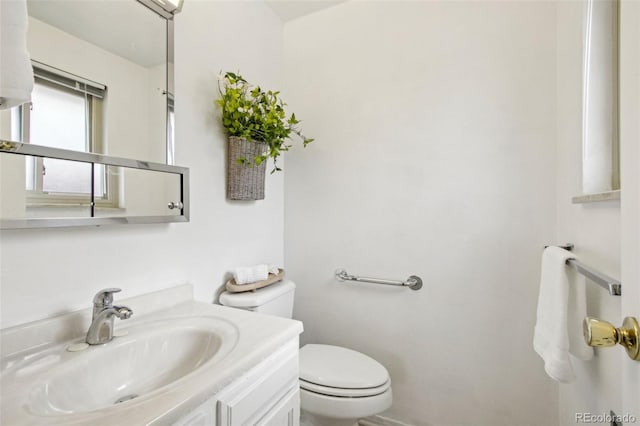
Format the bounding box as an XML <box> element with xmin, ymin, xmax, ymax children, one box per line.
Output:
<box><xmin>533</xmin><ymin>246</ymin><xmax>593</xmax><ymax>383</ymax></box>
<box><xmin>567</xmin><ymin>270</ymin><xmax>594</xmax><ymax>361</ymax></box>
<box><xmin>0</xmin><ymin>0</ymin><xmax>34</xmax><ymax>110</ymax></box>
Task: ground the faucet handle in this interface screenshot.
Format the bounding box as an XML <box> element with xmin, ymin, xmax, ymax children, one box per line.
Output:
<box><xmin>114</xmin><ymin>306</ymin><xmax>133</xmax><ymax>320</ymax></box>
<box><xmin>93</xmin><ymin>288</ymin><xmax>121</xmax><ymax>307</ymax></box>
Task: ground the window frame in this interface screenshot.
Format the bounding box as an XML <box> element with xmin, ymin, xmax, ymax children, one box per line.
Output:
<box><xmin>580</xmin><ymin>0</ymin><xmax>620</xmax><ymax>197</ymax></box>
<box><xmin>19</xmin><ymin>65</ymin><xmax>118</xmax><ymax>208</ymax></box>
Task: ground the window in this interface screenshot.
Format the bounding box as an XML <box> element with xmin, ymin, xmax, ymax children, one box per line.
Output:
<box><xmin>581</xmin><ymin>0</ymin><xmax>620</xmax><ymax>197</ymax></box>
<box><xmin>18</xmin><ymin>63</ymin><xmax>117</xmax><ymax>207</ymax></box>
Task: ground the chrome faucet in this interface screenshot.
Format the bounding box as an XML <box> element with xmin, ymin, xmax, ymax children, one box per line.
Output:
<box><xmin>86</xmin><ymin>288</ymin><xmax>133</xmax><ymax>345</ymax></box>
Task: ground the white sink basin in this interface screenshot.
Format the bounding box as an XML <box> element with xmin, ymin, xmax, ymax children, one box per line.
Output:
<box><xmin>2</xmin><ymin>315</ymin><xmax>238</xmax><ymax>418</ymax></box>
<box><xmin>0</xmin><ymin>290</ymin><xmax>303</xmax><ymax>426</ymax></box>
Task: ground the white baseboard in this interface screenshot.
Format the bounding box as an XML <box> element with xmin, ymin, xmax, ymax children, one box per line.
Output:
<box><xmin>358</xmin><ymin>414</ymin><xmax>415</xmax><ymax>426</ymax></box>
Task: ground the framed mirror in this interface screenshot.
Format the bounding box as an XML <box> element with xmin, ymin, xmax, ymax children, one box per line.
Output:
<box><xmin>0</xmin><ymin>0</ymin><xmax>187</xmax><ymax>229</ymax></box>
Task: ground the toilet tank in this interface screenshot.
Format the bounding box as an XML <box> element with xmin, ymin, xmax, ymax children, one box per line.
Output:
<box><xmin>219</xmin><ymin>280</ymin><xmax>296</xmax><ymax>318</ymax></box>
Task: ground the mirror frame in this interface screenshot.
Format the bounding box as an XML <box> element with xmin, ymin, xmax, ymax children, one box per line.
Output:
<box><xmin>0</xmin><ymin>141</ymin><xmax>190</xmax><ymax>229</ymax></box>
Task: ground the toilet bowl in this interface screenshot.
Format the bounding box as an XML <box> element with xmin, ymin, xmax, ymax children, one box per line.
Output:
<box><xmin>299</xmin><ymin>344</ymin><xmax>392</xmax><ymax>426</ymax></box>
<box><xmin>219</xmin><ymin>280</ymin><xmax>393</xmax><ymax>425</ymax></box>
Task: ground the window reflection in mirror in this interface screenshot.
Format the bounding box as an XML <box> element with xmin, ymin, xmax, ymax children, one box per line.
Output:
<box><xmin>27</xmin><ymin>70</ymin><xmax>103</xmax><ymax>153</ymax></box>
<box><xmin>16</xmin><ymin>65</ymin><xmax>115</xmax><ymax>205</ymax></box>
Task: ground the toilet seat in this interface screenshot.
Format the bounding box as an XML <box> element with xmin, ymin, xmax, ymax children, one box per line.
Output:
<box><xmin>300</xmin><ymin>386</ymin><xmax>393</xmax><ymax>420</ymax></box>
<box><xmin>300</xmin><ymin>378</ymin><xmax>390</xmax><ymax>398</ymax></box>
<box><xmin>299</xmin><ymin>344</ymin><xmax>390</xmax><ymax>399</ymax></box>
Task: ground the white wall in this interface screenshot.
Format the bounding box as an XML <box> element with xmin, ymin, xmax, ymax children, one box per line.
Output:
<box><xmin>283</xmin><ymin>2</ymin><xmax>558</xmax><ymax>425</ymax></box>
<box><xmin>0</xmin><ymin>1</ymin><xmax>284</xmax><ymax>329</ymax></box>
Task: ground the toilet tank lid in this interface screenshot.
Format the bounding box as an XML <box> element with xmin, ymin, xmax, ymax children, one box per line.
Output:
<box><xmin>299</xmin><ymin>344</ymin><xmax>389</xmax><ymax>389</ymax></box>
<box><xmin>219</xmin><ymin>279</ymin><xmax>296</xmax><ymax>308</ymax></box>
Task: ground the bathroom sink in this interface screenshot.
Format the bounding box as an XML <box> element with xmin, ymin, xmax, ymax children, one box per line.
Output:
<box><xmin>2</xmin><ymin>316</ymin><xmax>238</xmax><ymax>418</ymax></box>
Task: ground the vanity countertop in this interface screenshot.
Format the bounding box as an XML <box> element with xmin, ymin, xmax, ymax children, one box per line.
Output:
<box><xmin>0</xmin><ymin>284</ymin><xmax>303</xmax><ymax>425</ymax></box>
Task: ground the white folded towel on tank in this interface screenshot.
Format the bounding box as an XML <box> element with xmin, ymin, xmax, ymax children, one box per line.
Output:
<box><xmin>233</xmin><ymin>264</ymin><xmax>269</xmax><ymax>285</ymax></box>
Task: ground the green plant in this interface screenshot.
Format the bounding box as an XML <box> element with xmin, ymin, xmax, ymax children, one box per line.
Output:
<box><xmin>216</xmin><ymin>71</ymin><xmax>313</xmax><ymax>173</ymax></box>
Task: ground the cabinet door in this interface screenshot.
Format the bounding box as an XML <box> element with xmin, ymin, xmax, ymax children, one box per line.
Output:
<box><xmin>255</xmin><ymin>387</ymin><xmax>299</xmax><ymax>426</ymax></box>
<box><xmin>172</xmin><ymin>399</ymin><xmax>216</xmax><ymax>426</ymax></box>
<box><xmin>217</xmin><ymin>340</ymin><xmax>299</xmax><ymax>426</ymax></box>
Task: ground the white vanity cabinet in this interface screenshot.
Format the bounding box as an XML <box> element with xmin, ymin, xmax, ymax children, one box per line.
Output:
<box><xmin>174</xmin><ymin>339</ymin><xmax>300</xmax><ymax>426</ymax></box>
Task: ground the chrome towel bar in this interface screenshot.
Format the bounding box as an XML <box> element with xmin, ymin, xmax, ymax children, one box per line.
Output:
<box><xmin>335</xmin><ymin>269</ymin><xmax>423</xmax><ymax>291</ymax></box>
<box><xmin>546</xmin><ymin>244</ymin><xmax>622</xmax><ymax>296</ymax></box>
<box><xmin>567</xmin><ymin>259</ymin><xmax>621</xmax><ymax>296</ymax></box>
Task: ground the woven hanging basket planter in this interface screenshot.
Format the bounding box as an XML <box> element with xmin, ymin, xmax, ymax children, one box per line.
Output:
<box><xmin>227</xmin><ymin>136</ymin><xmax>268</xmax><ymax>200</ymax></box>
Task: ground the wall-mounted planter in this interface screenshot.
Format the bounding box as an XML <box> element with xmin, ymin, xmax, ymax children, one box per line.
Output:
<box><xmin>227</xmin><ymin>136</ymin><xmax>267</xmax><ymax>200</ymax></box>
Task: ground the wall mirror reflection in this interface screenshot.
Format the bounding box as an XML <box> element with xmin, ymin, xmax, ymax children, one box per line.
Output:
<box><xmin>13</xmin><ymin>0</ymin><xmax>173</xmax><ymax>164</ymax></box>
<box><xmin>0</xmin><ymin>0</ymin><xmax>186</xmax><ymax>229</ymax></box>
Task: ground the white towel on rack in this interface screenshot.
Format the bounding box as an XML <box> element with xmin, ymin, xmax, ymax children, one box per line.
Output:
<box><xmin>0</xmin><ymin>0</ymin><xmax>34</xmax><ymax>109</ymax></box>
<box><xmin>533</xmin><ymin>247</ymin><xmax>593</xmax><ymax>383</ymax></box>
<box><xmin>567</xmin><ymin>271</ymin><xmax>594</xmax><ymax>361</ymax></box>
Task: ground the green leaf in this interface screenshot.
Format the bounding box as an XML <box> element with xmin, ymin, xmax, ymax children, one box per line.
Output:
<box><xmin>216</xmin><ymin>70</ymin><xmax>314</xmax><ymax>173</ymax></box>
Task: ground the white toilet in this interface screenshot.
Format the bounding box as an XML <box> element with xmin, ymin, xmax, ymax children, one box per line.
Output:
<box><xmin>219</xmin><ymin>280</ymin><xmax>392</xmax><ymax>426</ymax></box>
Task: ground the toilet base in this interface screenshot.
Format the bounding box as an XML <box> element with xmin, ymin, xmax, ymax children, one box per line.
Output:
<box><xmin>300</xmin><ymin>387</ymin><xmax>392</xmax><ymax>426</ymax></box>
<box><xmin>301</xmin><ymin>409</ymin><xmax>358</xmax><ymax>426</ymax></box>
